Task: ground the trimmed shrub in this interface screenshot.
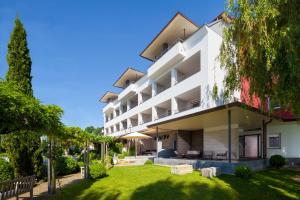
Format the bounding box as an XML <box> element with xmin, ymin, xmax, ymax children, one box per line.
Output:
<box><xmin>235</xmin><ymin>165</ymin><xmax>252</xmax><ymax>179</ymax></box>
<box><xmin>144</xmin><ymin>160</ymin><xmax>153</xmax><ymax>165</ymax></box>
<box><xmin>0</xmin><ymin>158</ymin><xmax>14</xmax><ymax>181</ymax></box>
<box><xmin>269</xmin><ymin>155</ymin><xmax>286</xmax><ymax>169</ymax></box>
<box><xmin>89</xmin><ymin>163</ymin><xmax>107</xmax><ymax>179</ymax></box>
<box><xmin>56</xmin><ymin>156</ymin><xmax>80</xmax><ymax>176</ymax></box>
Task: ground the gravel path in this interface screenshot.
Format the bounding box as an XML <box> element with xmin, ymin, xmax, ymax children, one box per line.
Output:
<box><xmin>9</xmin><ymin>173</ymin><xmax>83</xmax><ymax>200</ymax></box>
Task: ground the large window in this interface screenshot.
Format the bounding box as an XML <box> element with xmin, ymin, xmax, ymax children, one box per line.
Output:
<box><xmin>268</xmin><ymin>133</ymin><xmax>281</xmax><ymax>149</ymax></box>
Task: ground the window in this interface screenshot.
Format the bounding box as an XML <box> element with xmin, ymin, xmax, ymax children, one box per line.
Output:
<box><xmin>268</xmin><ymin>133</ymin><xmax>281</xmax><ymax>149</ymax></box>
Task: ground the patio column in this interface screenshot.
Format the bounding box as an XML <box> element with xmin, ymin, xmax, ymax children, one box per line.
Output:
<box><xmin>156</xmin><ymin>127</ymin><xmax>159</xmax><ymax>158</ymax></box>
<box><xmin>262</xmin><ymin>120</ymin><xmax>267</xmax><ymax>159</ymax></box>
<box><xmin>228</xmin><ymin>110</ymin><xmax>232</xmax><ymax>163</ymax></box>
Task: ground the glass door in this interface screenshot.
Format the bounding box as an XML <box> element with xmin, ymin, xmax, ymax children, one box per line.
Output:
<box><xmin>239</xmin><ymin>134</ymin><xmax>261</xmax><ymax>159</ymax></box>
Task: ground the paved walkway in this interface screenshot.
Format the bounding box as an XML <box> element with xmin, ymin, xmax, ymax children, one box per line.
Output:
<box><xmin>10</xmin><ymin>173</ymin><xmax>83</xmax><ymax>200</ymax></box>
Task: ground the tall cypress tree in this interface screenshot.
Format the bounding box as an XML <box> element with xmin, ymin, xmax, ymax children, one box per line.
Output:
<box><xmin>6</xmin><ymin>17</ymin><xmax>33</xmax><ymax>96</ymax></box>
<box><xmin>4</xmin><ymin>17</ymin><xmax>43</xmax><ymax>179</ymax></box>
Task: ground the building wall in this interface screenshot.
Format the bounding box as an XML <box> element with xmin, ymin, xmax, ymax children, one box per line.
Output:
<box><xmin>267</xmin><ymin>122</ymin><xmax>300</xmax><ymax>159</ymax></box>
<box><xmin>176</xmin><ymin>130</ymin><xmax>203</xmax><ymax>154</ymax></box>
<box><xmin>191</xmin><ymin>130</ymin><xmax>204</xmax><ymax>152</ymax></box>
<box><xmin>141</xmin><ymin>138</ymin><xmax>156</xmax><ymax>151</ymax></box>
<box><xmin>203</xmin><ymin>128</ymin><xmax>239</xmax><ymax>159</ymax></box>
<box><xmin>177</xmin><ymin>131</ymin><xmax>191</xmax><ymax>154</ymax></box>
<box><xmin>103</xmin><ymin>22</ymin><xmax>232</xmax><ymax>137</ymax></box>
<box><xmin>162</xmin><ymin>131</ymin><xmax>177</xmax><ymax>149</ymax></box>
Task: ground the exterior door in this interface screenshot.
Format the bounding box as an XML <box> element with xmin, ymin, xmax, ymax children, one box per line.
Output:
<box><xmin>239</xmin><ymin>134</ymin><xmax>260</xmax><ymax>158</ymax></box>
<box><xmin>245</xmin><ymin>135</ymin><xmax>259</xmax><ymax>158</ymax></box>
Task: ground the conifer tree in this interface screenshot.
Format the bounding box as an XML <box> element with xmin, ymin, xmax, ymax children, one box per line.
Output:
<box><xmin>4</xmin><ymin>17</ymin><xmax>43</xmax><ymax>179</ymax></box>
<box><xmin>6</xmin><ymin>17</ymin><xmax>33</xmax><ymax>97</ymax></box>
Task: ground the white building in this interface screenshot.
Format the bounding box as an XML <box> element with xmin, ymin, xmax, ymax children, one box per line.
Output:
<box><xmin>100</xmin><ymin>12</ymin><xmax>300</xmax><ymax>167</ymax></box>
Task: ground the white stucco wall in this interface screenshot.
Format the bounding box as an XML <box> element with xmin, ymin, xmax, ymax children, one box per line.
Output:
<box><xmin>203</xmin><ymin>127</ymin><xmax>239</xmax><ymax>159</ymax></box>
<box><xmin>267</xmin><ymin>122</ymin><xmax>300</xmax><ymax>158</ymax></box>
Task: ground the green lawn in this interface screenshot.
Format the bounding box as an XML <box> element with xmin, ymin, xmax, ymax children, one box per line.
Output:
<box><xmin>52</xmin><ymin>165</ymin><xmax>300</xmax><ymax>200</ymax></box>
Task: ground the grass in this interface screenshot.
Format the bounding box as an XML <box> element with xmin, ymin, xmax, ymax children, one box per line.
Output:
<box><xmin>52</xmin><ymin>165</ymin><xmax>300</xmax><ymax>200</ymax></box>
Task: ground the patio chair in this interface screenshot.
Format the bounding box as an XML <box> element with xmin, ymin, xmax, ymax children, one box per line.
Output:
<box><xmin>203</xmin><ymin>151</ymin><xmax>214</xmax><ymax>160</ymax></box>
<box><xmin>216</xmin><ymin>151</ymin><xmax>227</xmax><ymax>160</ymax></box>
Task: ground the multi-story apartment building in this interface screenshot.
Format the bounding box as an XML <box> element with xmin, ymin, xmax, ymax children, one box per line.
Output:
<box><xmin>101</xmin><ymin>12</ymin><xmax>300</xmax><ymax>167</ymax></box>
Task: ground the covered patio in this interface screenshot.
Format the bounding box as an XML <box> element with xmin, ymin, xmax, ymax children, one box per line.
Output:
<box><xmin>134</xmin><ymin>102</ymin><xmax>278</xmax><ymax>172</ymax></box>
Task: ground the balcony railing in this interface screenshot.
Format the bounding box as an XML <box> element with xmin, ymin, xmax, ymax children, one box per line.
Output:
<box><xmin>153</xmin><ymin>38</ymin><xmax>184</xmax><ymax>61</ymax></box>
<box><xmin>175</xmin><ymin>99</ymin><xmax>200</xmax><ymax>114</ymax></box>
<box><xmin>154</xmin><ymin>110</ymin><xmax>172</xmax><ymax>121</ymax></box>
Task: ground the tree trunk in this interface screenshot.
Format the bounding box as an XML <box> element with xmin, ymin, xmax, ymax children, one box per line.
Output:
<box><xmin>48</xmin><ymin>136</ymin><xmax>56</xmax><ymax>195</ymax></box>
<box><xmin>100</xmin><ymin>142</ymin><xmax>105</xmax><ymax>162</ymax></box>
<box><xmin>83</xmin><ymin>142</ymin><xmax>89</xmax><ymax>179</ymax></box>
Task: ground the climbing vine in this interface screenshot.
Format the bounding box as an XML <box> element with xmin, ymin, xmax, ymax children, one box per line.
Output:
<box><xmin>220</xmin><ymin>0</ymin><xmax>300</xmax><ymax>113</ymax></box>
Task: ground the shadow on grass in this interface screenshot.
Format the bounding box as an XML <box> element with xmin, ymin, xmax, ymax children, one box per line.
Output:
<box><xmin>49</xmin><ymin>176</ymin><xmax>121</xmax><ymax>200</ymax></box>
<box><xmin>50</xmin><ymin>168</ymin><xmax>300</xmax><ymax>200</ymax></box>
<box><xmin>218</xmin><ymin>169</ymin><xmax>300</xmax><ymax>200</ymax></box>
<box><xmin>130</xmin><ymin>177</ymin><xmax>237</xmax><ymax>200</ymax></box>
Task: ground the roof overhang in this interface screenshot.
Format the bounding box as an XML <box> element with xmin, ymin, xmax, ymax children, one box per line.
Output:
<box><xmin>147</xmin><ymin>102</ymin><xmax>282</xmax><ymax>132</ymax></box>
<box><xmin>100</xmin><ymin>91</ymin><xmax>118</xmax><ymax>103</ymax></box>
<box><xmin>113</xmin><ymin>68</ymin><xmax>145</xmax><ymax>88</ymax></box>
<box><xmin>140</xmin><ymin>12</ymin><xmax>199</xmax><ymax>61</ymax></box>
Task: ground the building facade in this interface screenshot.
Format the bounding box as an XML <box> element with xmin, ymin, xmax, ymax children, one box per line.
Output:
<box><xmin>101</xmin><ymin>12</ymin><xmax>300</xmax><ymax>165</ymax></box>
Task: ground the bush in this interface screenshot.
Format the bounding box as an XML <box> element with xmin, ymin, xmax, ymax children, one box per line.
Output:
<box><xmin>89</xmin><ymin>163</ymin><xmax>107</xmax><ymax>179</ymax></box>
<box><xmin>104</xmin><ymin>156</ymin><xmax>113</xmax><ymax>169</ymax></box>
<box><xmin>269</xmin><ymin>155</ymin><xmax>286</xmax><ymax>169</ymax></box>
<box><xmin>129</xmin><ymin>146</ymin><xmax>135</xmax><ymax>156</ymax></box>
<box><xmin>68</xmin><ymin>145</ymin><xmax>81</xmax><ymax>155</ymax></box>
<box><xmin>56</xmin><ymin>156</ymin><xmax>80</xmax><ymax>176</ymax></box>
<box><xmin>78</xmin><ymin>161</ymin><xmax>84</xmax><ymax>168</ymax></box>
<box><xmin>0</xmin><ymin>158</ymin><xmax>14</xmax><ymax>181</ymax></box>
<box><xmin>144</xmin><ymin>159</ymin><xmax>153</xmax><ymax>165</ymax></box>
<box><xmin>235</xmin><ymin>165</ymin><xmax>252</xmax><ymax>179</ymax></box>
<box><xmin>89</xmin><ymin>151</ymin><xmax>98</xmax><ymax>161</ymax></box>
<box><xmin>118</xmin><ymin>151</ymin><xmax>129</xmax><ymax>159</ymax></box>
<box><xmin>109</xmin><ymin>142</ymin><xmax>123</xmax><ymax>156</ymax></box>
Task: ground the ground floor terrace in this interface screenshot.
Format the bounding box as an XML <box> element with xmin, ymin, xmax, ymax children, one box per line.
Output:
<box><xmin>120</xmin><ymin>102</ymin><xmax>282</xmax><ymax>172</ymax></box>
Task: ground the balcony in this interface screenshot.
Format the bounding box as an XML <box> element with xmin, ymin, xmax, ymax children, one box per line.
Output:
<box><xmin>121</xmin><ymin>104</ymin><xmax>127</xmax><ymax>114</ymax></box>
<box><xmin>118</xmin><ymin>83</ymin><xmax>137</xmax><ymax>100</ymax></box>
<box><xmin>140</xmin><ymin>108</ymin><xmax>152</xmax><ymax>125</ymax></box>
<box><xmin>128</xmin><ymin>94</ymin><xmax>138</xmax><ymax>110</ymax></box>
<box><xmin>140</xmin><ymin>85</ymin><xmax>152</xmax><ymax>104</ymax></box>
<box><xmin>156</xmin><ymin>72</ymin><xmax>171</xmax><ymax>95</ymax></box>
<box><xmin>148</xmin><ymin>42</ymin><xmax>185</xmax><ymax>78</ymax></box>
<box><xmin>129</xmin><ymin>114</ymin><xmax>138</xmax><ymax>127</ymax></box>
<box><xmin>121</xmin><ymin>120</ymin><xmax>128</xmax><ymax>130</ymax></box>
<box><xmin>176</xmin><ymin>51</ymin><xmax>200</xmax><ymax>84</ymax></box>
<box><xmin>154</xmin><ymin>99</ymin><xmax>172</xmax><ymax>120</ymax></box>
<box><xmin>175</xmin><ymin>86</ymin><xmax>201</xmax><ymax>113</ymax></box>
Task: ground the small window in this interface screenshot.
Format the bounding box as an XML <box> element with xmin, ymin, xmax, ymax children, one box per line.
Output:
<box><xmin>268</xmin><ymin>133</ymin><xmax>281</xmax><ymax>149</ymax></box>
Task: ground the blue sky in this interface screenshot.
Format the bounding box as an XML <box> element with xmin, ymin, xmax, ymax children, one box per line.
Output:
<box><xmin>0</xmin><ymin>1</ymin><xmax>224</xmax><ymax>128</ymax></box>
